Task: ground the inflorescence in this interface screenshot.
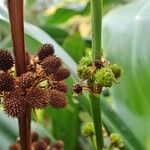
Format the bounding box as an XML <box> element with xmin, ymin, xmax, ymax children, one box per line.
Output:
<box><xmin>0</xmin><ymin>43</ymin><xmax>70</xmax><ymax>118</ymax></box>
<box><xmin>9</xmin><ymin>132</ymin><xmax>64</xmax><ymax>150</ymax></box>
<box><xmin>73</xmin><ymin>49</ymin><xmax>122</xmax><ymax>96</ymax></box>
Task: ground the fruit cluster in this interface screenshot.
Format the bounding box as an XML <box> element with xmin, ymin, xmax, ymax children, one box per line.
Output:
<box><xmin>9</xmin><ymin>132</ymin><xmax>64</xmax><ymax>150</ymax></box>
<box><xmin>0</xmin><ymin>43</ymin><xmax>70</xmax><ymax>118</ymax></box>
<box><xmin>73</xmin><ymin>49</ymin><xmax>122</xmax><ymax>95</ymax></box>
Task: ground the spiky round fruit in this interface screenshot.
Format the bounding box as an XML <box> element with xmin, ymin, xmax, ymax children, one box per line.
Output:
<box><xmin>16</xmin><ymin>72</ymin><xmax>36</xmax><ymax>89</ymax></box>
<box><xmin>110</xmin><ymin>64</ymin><xmax>122</xmax><ymax>79</ymax></box>
<box><xmin>31</xmin><ymin>132</ymin><xmax>39</xmax><ymax>143</ymax></box>
<box><xmin>41</xmin><ymin>137</ymin><xmax>51</xmax><ymax>146</ymax></box>
<box><xmin>9</xmin><ymin>144</ymin><xmax>20</xmax><ymax>150</ymax></box>
<box><xmin>77</xmin><ymin>65</ymin><xmax>90</xmax><ymax>80</ymax></box>
<box><xmin>51</xmin><ymin>140</ymin><xmax>64</xmax><ymax>150</ymax></box>
<box><xmin>48</xmin><ymin>89</ymin><xmax>67</xmax><ymax>108</ymax></box>
<box><xmin>73</xmin><ymin>83</ymin><xmax>83</xmax><ymax>94</ymax></box>
<box><xmin>26</xmin><ymin>87</ymin><xmax>48</xmax><ymax>109</ymax></box>
<box><xmin>3</xmin><ymin>89</ymin><xmax>26</xmax><ymax>118</ymax></box>
<box><xmin>0</xmin><ymin>49</ymin><xmax>14</xmax><ymax>71</ymax></box>
<box><xmin>49</xmin><ymin>81</ymin><xmax>68</xmax><ymax>93</ymax></box>
<box><xmin>95</xmin><ymin>68</ymin><xmax>114</xmax><ymax>87</ymax></box>
<box><xmin>53</xmin><ymin>67</ymin><xmax>70</xmax><ymax>81</ymax></box>
<box><xmin>41</xmin><ymin>56</ymin><xmax>62</xmax><ymax>75</ymax></box>
<box><xmin>81</xmin><ymin>122</ymin><xmax>94</xmax><ymax>137</ymax></box>
<box><xmin>32</xmin><ymin>140</ymin><xmax>47</xmax><ymax>150</ymax></box>
<box><xmin>38</xmin><ymin>43</ymin><xmax>54</xmax><ymax>61</ymax></box>
<box><xmin>0</xmin><ymin>72</ymin><xmax>14</xmax><ymax>91</ymax></box>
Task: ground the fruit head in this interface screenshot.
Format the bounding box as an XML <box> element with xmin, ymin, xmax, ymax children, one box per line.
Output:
<box><xmin>95</xmin><ymin>68</ymin><xmax>114</xmax><ymax>87</ymax></box>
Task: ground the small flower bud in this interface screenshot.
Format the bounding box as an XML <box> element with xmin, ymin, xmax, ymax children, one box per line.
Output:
<box><xmin>53</xmin><ymin>67</ymin><xmax>70</xmax><ymax>81</ymax></box>
<box><xmin>77</xmin><ymin>66</ymin><xmax>90</xmax><ymax>80</ymax></box>
<box><xmin>94</xmin><ymin>59</ymin><xmax>103</xmax><ymax>69</ymax></box>
<box><xmin>0</xmin><ymin>49</ymin><xmax>14</xmax><ymax>71</ymax></box>
<box><xmin>110</xmin><ymin>64</ymin><xmax>122</xmax><ymax>79</ymax></box>
<box><xmin>110</xmin><ymin>133</ymin><xmax>124</xmax><ymax>148</ymax></box>
<box><xmin>81</xmin><ymin>122</ymin><xmax>94</xmax><ymax>137</ymax></box>
<box><xmin>38</xmin><ymin>43</ymin><xmax>54</xmax><ymax>61</ymax></box>
<box><xmin>41</xmin><ymin>56</ymin><xmax>62</xmax><ymax>75</ymax></box>
<box><xmin>95</xmin><ymin>68</ymin><xmax>114</xmax><ymax>87</ymax></box>
<box><xmin>0</xmin><ymin>72</ymin><xmax>14</xmax><ymax>91</ymax></box>
<box><xmin>73</xmin><ymin>83</ymin><xmax>83</xmax><ymax>94</ymax></box>
<box><xmin>48</xmin><ymin>89</ymin><xmax>67</xmax><ymax>108</ymax></box>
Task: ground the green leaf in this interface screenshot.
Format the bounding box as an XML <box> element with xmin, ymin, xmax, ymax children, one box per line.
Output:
<box><xmin>101</xmin><ymin>99</ymin><xmax>145</xmax><ymax>150</ymax></box>
<box><xmin>102</xmin><ymin>0</ymin><xmax>150</xmax><ymax>145</ymax></box>
<box><xmin>45</xmin><ymin>3</ymin><xmax>90</xmax><ymax>24</ymax></box>
<box><xmin>63</xmin><ymin>31</ymin><xmax>86</xmax><ymax>62</ymax></box>
<box><xmin>41</xmin><ymin>25</ymin><xmax>69</xmax><ymax>45</ymax></box>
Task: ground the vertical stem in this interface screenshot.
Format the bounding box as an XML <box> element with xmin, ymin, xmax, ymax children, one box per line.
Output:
<box><xmin>89</xmin><ymin>94</ymin><xmax>103</xmax><ymax>150</ymax></box>
<box><xmin>90</xmin><ymin>0</ymin><xmax>103</xmax><ymax>149</ymax></box>
<box><xmin>90</xmin><ymin>0</ymin><xmax>103</xmax><ymax>59</ymax></box>
<box><xmin>7</xmin><ymin>1</ymin><xmax>31</xmax><ymax>150</ymax></box>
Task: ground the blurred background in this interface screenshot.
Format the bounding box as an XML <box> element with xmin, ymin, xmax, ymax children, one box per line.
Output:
<box><xmin>0</xmin><ymin>0</ymin><xmax>150</xmax><ymax>149</ymax></box>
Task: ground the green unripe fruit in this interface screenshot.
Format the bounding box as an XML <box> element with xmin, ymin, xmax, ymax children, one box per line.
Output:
<box><xmin>77</xmin><ymin>65</ymin><xmax>90</xmax><ymax>80</ymax></box>
<box><xmin>110</xmin><ymin>133</ymin><xmax>124</xmax><ymax>148</ymax></box>
<box><xmin>95</xmin><ymin>68</ymin><xmax>114</xmax><ymax>87</ymax></box>
<box><xmin>110</xmin><ymin>64</ymin><xmax>122</xmax><ymax>79</ymax></box>
<box><xmin>81</xmin><ymin>122</ymin><xmax>94</xmax><ymax>137</ymax></box>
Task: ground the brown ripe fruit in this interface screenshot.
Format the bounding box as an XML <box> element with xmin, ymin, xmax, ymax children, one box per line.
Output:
<box><xmin>0</xmin><ymin>72</ymin><xmax>14</xmax><ymax>92</ymax></box>
<box><xmin>73</xmin><ymin>83</ymin><xmax>83</xmax><ymax>94</ymax></box>
<box><xmin>48</xmin><ymin>89</ymin><xmax>67</xmax><ymax>108</ymax></box>
<box><xmin>94</xmin><ymin>59</ymin><xmax>103</xmax><ymax>69</ymax></box>
<box><xmin>26</xmin><ymin>87</ymin><xmax>48</xmax><ymax>109</ymax></box>
<box><xmin>41</xmin><ymin>56</ymin><xmax>62</xmax><ymax>75</ymax></box>
<box><xmin>31</xmin><ymin>132</ymin><xmax>39</xmax><ymax>143</ymax></box>
<box><xmin>9</xmin><ymin>144</ymin><xmax>20</xmax><ymax>150</ymax></box>
<box><xmin>41</xmin><ymin>137</ymin><xmax>51</xmax><ymax>146</ymax></box>
<box><xmin>38</xmin><ymin>43</ymin><xmax>54</xmax><ymax>61</ymax></box>
<box><xmin>51</xmin><ymin>140</ymin><xmax>64</xmax><ymax>150</ymax></box>
<box><xmin>3</xmin><ymin>89</ymin><xmax>26</xmax><ymax>118</ymax></box>
<box><xmin>32</xmin><ymin>140</ymin><xmax>47</xmax><ymax>150</ymax></box>
<box><xmin>53</xmin><ymin>67</ymin><xmax>70</xmax><ymax>81</ymax></box>
<box><xmin>16</xmin><ymin>72</ymin><xmax>36</xmax><ymax>89</ymax></box>
<box><xmin>49</xmin><ymin>81</ymin><xmax>68</xmax><ymax>93</ymax></box>
<box><xmin>0</xmin><ymin>49</ymin><xmax>14</xmax><ymax>71</ymax></box>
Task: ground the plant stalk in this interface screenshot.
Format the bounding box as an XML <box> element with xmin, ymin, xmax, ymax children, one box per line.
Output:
<box><xmin>89</xmin><ymin>94</ymin><xmax>103</xmax><ymax>150</ymax></box>
<box><xmin>90</xmin><ymin>0</ymin><xmax>103</xmax><ymax>149</ymax></box>
<box><xmin>90</xmin><ymin>0</ymin><xmax>103</xmax><ymax>59</ymax></box>
<box><xmin>7</xmin><ymin>0</ymin><xmax>31</xmax><ymax>150</ymax></box>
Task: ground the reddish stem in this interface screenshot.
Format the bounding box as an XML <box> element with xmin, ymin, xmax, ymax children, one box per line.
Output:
<box><xmin>7</xmin><ymin>0</ymin><xmax>31</xmax><ymax>150</ymax></box>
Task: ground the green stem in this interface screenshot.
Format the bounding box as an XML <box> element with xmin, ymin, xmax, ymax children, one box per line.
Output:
<box><xmin>89</xmin><ymin>0</ymin><xmax>103</xmax><ymax>149</ymax></box>
<box><xmin>90</xmin><ymin>0</ymin><xmax>103</xmax><ymax>59</ymax></box>
<box><xmin>89</xmin><ymin>94</ymin><xmax>103</xmax><ymax>150</ymax></box>
<box><xmin>90</xmin><ymin>135</ymin><xmax>97</xmax><ymax>150</ymax></box>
